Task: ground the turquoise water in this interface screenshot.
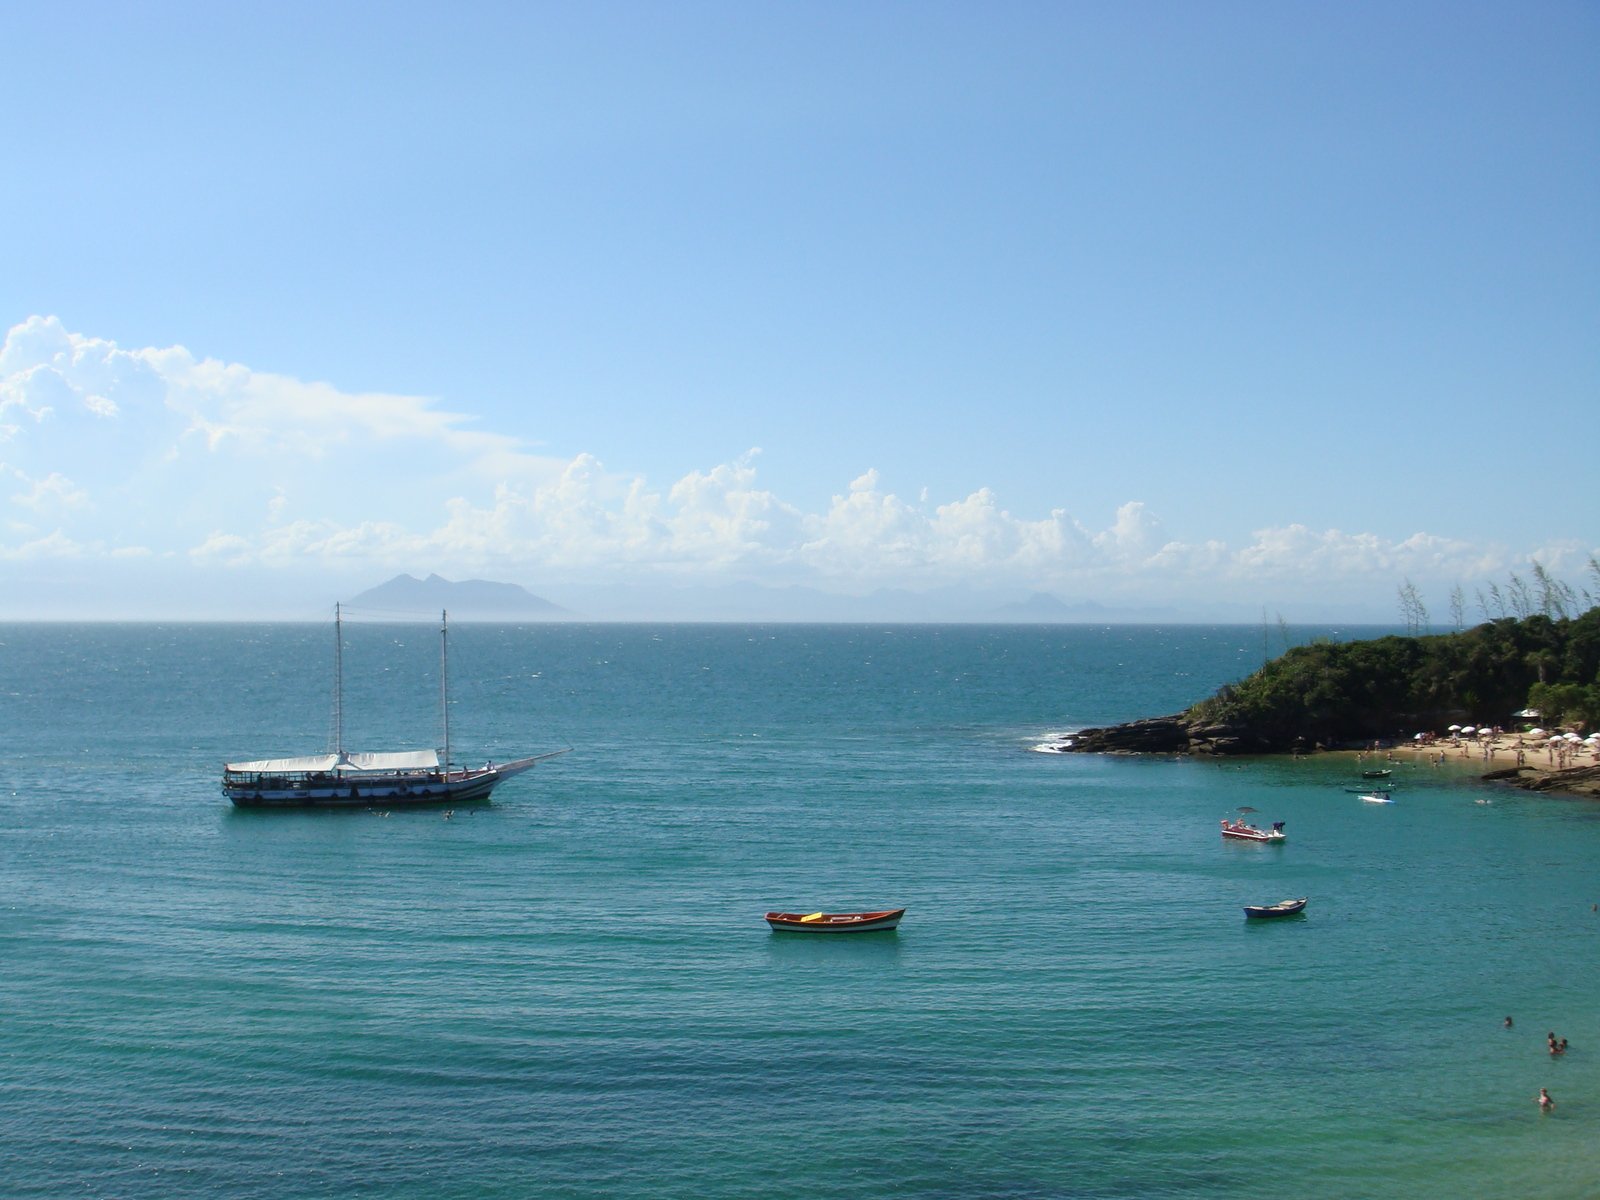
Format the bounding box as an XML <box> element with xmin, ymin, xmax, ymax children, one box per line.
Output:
<box><xmin>3</xmin><ymin>622</ymin><xmax>1597</xmax><ymax>1198</ymax></box>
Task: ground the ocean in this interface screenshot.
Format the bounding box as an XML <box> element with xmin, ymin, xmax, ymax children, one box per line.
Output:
<box><xmin>3</xmin><ymin>621</ymin><xmax>1596</xmax><ymax>1199</ymax></box>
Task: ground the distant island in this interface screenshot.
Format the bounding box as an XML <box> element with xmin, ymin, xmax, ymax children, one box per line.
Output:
<box><xmin>348</xmin><ymin>574</ymin><xmax>568</xmax><ymax>619</ymax></box>
<box><xmin>1057</xmin><ymin>607</ymin><xmax>1600</xmax><ymax>797</ymax></box>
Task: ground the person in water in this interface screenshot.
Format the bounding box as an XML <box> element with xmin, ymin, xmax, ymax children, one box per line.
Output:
<box><xmin>1504</xmin><ymin>1016</ymin><xmax>1513</xmax><ymax>1029</ymax></box>
<box><xmin>1538</xmin><ymin>1087</ymin><xmax>1554</xmax><ymax>1111</ymax></box>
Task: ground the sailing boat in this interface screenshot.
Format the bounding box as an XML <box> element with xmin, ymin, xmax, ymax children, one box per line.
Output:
<box><xmin>222</xmin><ymin>605</ymin><xmax>566</xmax><ymax>808</ymax></box>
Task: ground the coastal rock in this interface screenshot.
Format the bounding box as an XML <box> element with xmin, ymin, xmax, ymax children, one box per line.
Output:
<box><xmin>1062</xmin><ymin>715</ymin><xmax>1190</xmax><ymax>754</ymax></box>
<box><xmin>1483</xmin><ymin>764</ymin><xmax>1600</xmax><ymax>799</ymax></box>
<box><xmin>1062</xmin><ymin>715</ymin><xmax>1307</xmax><ymax>756</ymax></box>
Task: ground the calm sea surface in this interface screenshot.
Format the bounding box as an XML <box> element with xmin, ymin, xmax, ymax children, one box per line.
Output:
<box><xmin>2</xmin><ymin>622</ymin><xmax>1596</xmax><ymax>1199</ymax></box>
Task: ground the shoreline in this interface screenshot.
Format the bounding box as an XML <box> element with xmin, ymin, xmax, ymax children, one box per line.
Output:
<box><xmin>1365</xmin><ymin>732</ymin><xmax>1599</xmax><ymax>771</ymax></box>
<box><xmin>1354</xmin><ymin>733</ymin><xmax>1600</xmax><ymax>798</ymax></box>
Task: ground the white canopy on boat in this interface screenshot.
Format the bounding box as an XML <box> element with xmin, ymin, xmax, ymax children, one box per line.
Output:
<box><xmin>225</xmin><ymin>750</ymin><xmax>440</xmax><ymax>773</ymax></box>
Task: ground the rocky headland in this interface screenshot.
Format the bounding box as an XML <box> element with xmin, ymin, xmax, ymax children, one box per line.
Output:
<box><xmin>1059</xmin><ymin>714</ymin><xmax>1306</xmax><ymax>757</ymax></box>
<box><xmin>1054</xmin><ymin>608</ymin><xmax>1600</xmax><ymax>798</ymax></box>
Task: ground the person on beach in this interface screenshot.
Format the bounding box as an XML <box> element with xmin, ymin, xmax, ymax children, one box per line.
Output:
<box><xmin>1538</xmin><ymin>1088</ymin><xmax>1554</xmax><ymax>1111</ymax></box>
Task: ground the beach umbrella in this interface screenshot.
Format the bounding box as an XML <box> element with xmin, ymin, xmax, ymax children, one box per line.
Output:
<box><xmin>1529</xmin><ymin>729</ymin><xmax>1547</xmax><ymax>738</ymax></box>
<box><xmin>1462</xmin><ymin>726</ymin><xmax>1477</xmax><ymax>735</ymax></box>
<box><xmin>1566</xmin><ymin>732</ymin><xmax>1582</xmax><ymax>741</ymax></box>
<box><xmin>1414</xmin><ymin>732</ymin><xmax>1426</xmax><ymax>740</ymax></box>
<box><xmin>1448</xmin><ymin>724</ymin><xmax>1462</xmax><ymax>731</ymax></box>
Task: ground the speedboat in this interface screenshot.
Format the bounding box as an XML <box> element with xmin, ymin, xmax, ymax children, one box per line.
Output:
<box><xmin>1221</xmin><ymin>819</ymin><xmax>1286</xmax><ymax>843</ymax></box>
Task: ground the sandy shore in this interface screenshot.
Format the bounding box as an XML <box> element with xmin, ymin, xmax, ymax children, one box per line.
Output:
<box><xmin>1361</xmin><ymin>732</ymin><xmax>1600</xmax><ymax>771</ymax></box>
<box><xmin>1344</xmin><ymin>732</ymin><xmax>1600</xmax><ymax>798</ymax></box>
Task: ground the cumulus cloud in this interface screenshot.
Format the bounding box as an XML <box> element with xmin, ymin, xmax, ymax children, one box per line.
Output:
<box><xmin>6</xmin><ymin>467</ymin><xmax>90</xmax><ymax>514</ymax></box>
<box><xmin>2</xmin><ymin>315</ymin><xmax>1592</xmax><ymax>611</ymax></box>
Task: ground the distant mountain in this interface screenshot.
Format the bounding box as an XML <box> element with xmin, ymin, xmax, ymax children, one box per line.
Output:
<box><xmin>989</xmin><ymin>592</ymin><xmax>1111</xmax><ymax>621</ymax></box>
<box><xmin>348</xmin><ymin>574</ymin><xmax>568</xmax><ymax>619</ymax></box>
<box><xmin>985</xmin><ymin>592</ymin><xmax>1195</xmax><ymax>623</ymax></box>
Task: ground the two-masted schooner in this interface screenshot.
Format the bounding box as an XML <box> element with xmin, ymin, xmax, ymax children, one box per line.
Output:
<box><xmin>222</xmin><ymin>605</ymin><xmax>565</xmax><ymax>807</ymax></box>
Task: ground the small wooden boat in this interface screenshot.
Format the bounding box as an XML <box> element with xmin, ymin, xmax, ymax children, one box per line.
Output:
<box><xmin>1361</xmin><ymin>769</ymin><xmax>1392</xmax><ymax>779</ymax></box>
<box><xmin>1357</xmin><ymin>790</ymin><xmax>1394</xmax><ymax>804</ymax></box>
<box><xmin>1243</xmin><ymin>897</ymin><xmax>1307</xmax><ymax>919</ymax></box>
<box><xmin>1221</xmin><ymin>819</ymin><xmax>1285</xmax><ymax>843</ymax></box>
<box><xmin>765</xmin><ymin>908</ymin><xmax>905</xmax><ymax>933</ymax></box>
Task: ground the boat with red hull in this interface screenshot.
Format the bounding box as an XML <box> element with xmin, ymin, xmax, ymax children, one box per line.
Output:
<box><xmin>765</xmin><ymin>908</ymin><xmax>905</xmax><ymax>933</ymax></box>
<box><xmin>1221</xmin><ymin>819</ymin><xmax>1285</xmax><ymax>843</ymax></box>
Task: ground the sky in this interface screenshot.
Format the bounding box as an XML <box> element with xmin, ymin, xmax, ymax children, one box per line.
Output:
<box><xmin>2</xmin><ymin>1</ymin><xmax>1596</xmax><ymax>621</ymax></box>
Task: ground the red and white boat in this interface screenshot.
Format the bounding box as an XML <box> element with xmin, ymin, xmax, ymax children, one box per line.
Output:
<box><xmin>1220</xmin><ymin>819</ymin><xmax>1285</xmax><ymax>843</ymax></box>
<box><xmin>765</xmin><ymin>908</ymin><xmax>905</xmax><ymax>933</ymax></box>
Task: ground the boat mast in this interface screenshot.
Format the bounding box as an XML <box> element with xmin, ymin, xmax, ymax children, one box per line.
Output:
<box><xmin>439</xmin><ymin>609</ymin><xmax>451</xmax><ymax>776</ymax></box>
<box><xmin>332</xmin><ymin>602</ymin><xmax>345</xmax><ymax>758</ymax></box>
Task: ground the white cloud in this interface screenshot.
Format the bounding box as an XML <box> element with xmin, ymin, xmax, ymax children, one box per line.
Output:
<box><xmin>3</xmin><ymin>315</ymin><xmax>1595</xmax><ymax>615</ymax></box>
<box><xmin>0</xmin><ymin>529</ymin><xmax>92</xmax><ymax>560</ymax></box>
<box><xmin>189</xmin><ymin>532</ymin><xmax>255</xmax><ymax>565</ymax></box>
<box><xmin>1094</xmin><ymin>501</ymin><xmax>1166</xmax><ymax>560</ymax></box>
<box><xmin>664</xmin><ymin>450</ymin><xmax>806</xmax><ymax>567</ymax></box>
<box><xmin>8</xmin><ymin>468</ymin><xmax>91</xmax><ymax>514</ymax></box>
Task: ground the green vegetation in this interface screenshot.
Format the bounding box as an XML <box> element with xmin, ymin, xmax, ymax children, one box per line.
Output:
<box><xmin>1187</xmin><ymin>606</ymin><xmax>1600</xmax><ymax>745</ymax></box>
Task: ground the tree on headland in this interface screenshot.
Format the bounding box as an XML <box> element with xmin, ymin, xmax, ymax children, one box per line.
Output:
<box><xmin>1398</xmin><ymin>578</ymin><xmax>1430</xmax><ymax>635</ymax></box>
<box><xmin>1507</xmin><ymin>572</ymin><xmax>1534</xmax><ymax>619</ymax></box>
<box><xmin>1523</xmin><ymin>563</ymin><xmax>1574</xmax><ymax>620</ymax></box>
<box><xmin>1183</xmin><ymin>568</ymin><xmax>1600</xmax><ymax>749</ymax></box>
<box><xmin>1481</xmin><ymin>582</ymin><xmax>1507</xmax><ymax>621</ymax></box>
<box><xmin>1450</xmin><ymin>585</ymin><xmax>1466</xmax><ymax>632</ymax></box>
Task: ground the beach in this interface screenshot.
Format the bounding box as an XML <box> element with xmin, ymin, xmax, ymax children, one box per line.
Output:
<box><xmin>1359</xmin><ymin>728</ymin><xmax>1600</xmax><ymax>797</ymax></box>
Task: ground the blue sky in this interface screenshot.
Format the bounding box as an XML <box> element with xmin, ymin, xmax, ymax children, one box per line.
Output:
<box><xmin>2</xmin><ymin>1</ymin><xmax>1596</xmax><ymax>619</ymax></box>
